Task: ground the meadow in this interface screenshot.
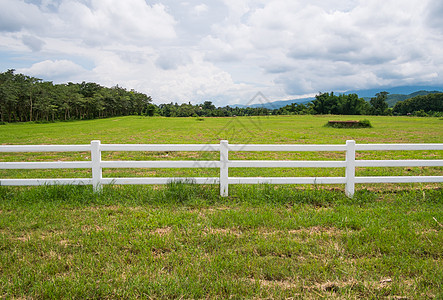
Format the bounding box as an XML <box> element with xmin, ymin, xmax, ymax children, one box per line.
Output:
<box><xmin>0</xmin><ymin>115</ymin><xmax>442</xmax><ymax>299</ymax></box>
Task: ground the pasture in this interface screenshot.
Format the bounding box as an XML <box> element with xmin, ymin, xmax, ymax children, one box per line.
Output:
<box><xmin>0</xmin><ymin>115</ymin><xmax>442</xmax><ymax>298</ymax></box>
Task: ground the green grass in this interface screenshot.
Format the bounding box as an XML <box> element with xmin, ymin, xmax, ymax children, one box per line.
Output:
<box><xmin>0</xmin><ymin>184</ymin><xmax>442</xmax><ymax>299</ymax></box>
<box><xmin>0</xmin><ymin>115</ymin><xmax>442</xmax><ymax>189</ymax></box>
<box><xmin>0</xmin><ymin>115</ymin><xmax>442</xmax><ymax>298</ymax></box>
<box><xmin>0</xmin><ymin>115</ymin><xmax>442</xmax><ymax>144</ymax></box>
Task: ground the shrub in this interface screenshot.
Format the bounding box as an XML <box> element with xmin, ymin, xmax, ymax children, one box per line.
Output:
<box><xmin>358</xmin><ymin>119</ymin><xmax>372</xmax><ymax>127</ymax></box>
<box><xmin>413</xmin><ymin>110</ymin><xmax>429</xmax><ymax>117</ymax></box>
<box><xmin>325</xmin><ymin>119</ymin><xmax>372</xmax><ymax>128</ymax></box>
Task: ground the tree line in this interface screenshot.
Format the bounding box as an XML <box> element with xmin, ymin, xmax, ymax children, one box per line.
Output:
<box><xmin>392</xmin><ymin>93</ymin><xmax>443</xmax><ymax>116</ymax></box>
<box><xmin>1</xmin><ymin>70</ymin><xmax>441</xmax><ymax>123</ymax></box>
<box><xmin>154</xmin><ymin>91</ymin><xmax>442</xmax><ymax>118</ymax></box>
<box><xmin>156</xmin><ymin>92</ymin><xmax>380</xmax><ymax>117</ymax></box>
<box><xmin>157</xmin><ymin>101</ymin><xmax>271</xmax><ymax>117</ymax></box>
<box><xmin>0</xmin><ymin>70</ymin><xmax>153</xmax><ymax>122</ymax></box>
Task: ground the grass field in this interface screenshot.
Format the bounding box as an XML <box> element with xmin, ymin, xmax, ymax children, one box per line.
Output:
<box><xmin>0</xmin><ymin>115</ymin><xmax>442</xmax><ymax>298</ymax></box>
<box><xmin>1</xmin><ymin>115</ymin><xmax>442</xmax><ymax>145</ymax></box>
<box><xmin>1</xmin><ymin>115</ymin><xmax>442</xmax><ymax>182</ymax></box>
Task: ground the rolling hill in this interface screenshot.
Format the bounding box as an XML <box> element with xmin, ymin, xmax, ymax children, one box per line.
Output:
<box><xmin>232</xmin><ymin>87</ymin><xmax>442</xmax><ymax>109</ymax></box>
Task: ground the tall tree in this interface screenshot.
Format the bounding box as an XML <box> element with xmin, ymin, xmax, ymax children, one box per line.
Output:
<box><xmin>0</xmin><ymin>70</ymin><xmax>154</xmax><ymax>122</ymax></box>
<box><xmin>370</xmin><ymin>92</ymin><xmax>389</xmax><ymax>115</ymax></box>
<box><xmin>393</xmin><ymin>93</ymin><xmax>443</xmax><ymax>115</ymax></box>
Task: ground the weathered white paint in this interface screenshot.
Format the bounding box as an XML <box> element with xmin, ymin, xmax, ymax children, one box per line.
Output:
<box><xmin>0</xmin><ymin>140</ymin><xmax>441</xmax><ymax>198</ymax></box>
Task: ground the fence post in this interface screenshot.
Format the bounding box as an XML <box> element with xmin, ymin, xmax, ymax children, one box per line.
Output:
<box><xmin>220</xmin><ymin>140</ymin><xmax>229</xmax><ymax>197</ymax></box>
<box><xmin>345</xmin><ymin>140</ymin><xmax>356</xmax><ymax>198</ymax></box>
<box><xmin>91</xmin><ymin>140</ymin><xmax>102</xmax><ymax>192</ymax></box>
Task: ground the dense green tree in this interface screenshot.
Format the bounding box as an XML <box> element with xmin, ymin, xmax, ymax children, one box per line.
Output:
<box><xmin>311</xmin><ymin>92</ymin><xmax>332</xmax><ymax>114</ymax></box>
<box><xmin>145</xmin><ymin>103</ymin><xmax>157</xmax><ymax>116</ymax></box>
<box><xmin>393</xmin><ymin>93</ymin><xmax>443</xmax><ymax>115</ymax></box>
<box><xmin>310</xmin><ymin>92</ymin><xmax>369</xmax><ymax>115</ymax></box>
<box><xmin>202</xmin><ymin>101</ymin><xmax>216</xmax><ymax>110</ymax></box>
<box><xmin>370</xmin><ymin>92</ymin><xmax>389</xmax><ymax>115</ymax></box>
<box><xmin>337</xmin><ymin>93</ymin><xmax>370</xmax><ymax>115</ymax></box>
<box><xmin>0</xmin><ymin>70</ymin><xmax>153</xmax><ymax>122</ymax></box>
<box><xmin>4</xmin><ymin>69</ymin><xmax>439</xmax><ymax>121</ymax></box>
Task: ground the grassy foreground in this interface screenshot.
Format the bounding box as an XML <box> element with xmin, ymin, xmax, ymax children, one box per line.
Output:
<box><xmin>0</xmin><ymin>115</ymin><xmax>442</xmax><ymax>298</ymax></box>
<box><xmin>1</xmin><ymin>184</ymin><xmax>442</xmax><ymax>299</ymax></box>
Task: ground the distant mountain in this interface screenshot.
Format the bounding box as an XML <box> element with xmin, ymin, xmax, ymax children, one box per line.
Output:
<box><xmin>345</xmin><ymin>85</ymin><xmax>443</xmax><ymax>98</ymax></box>
<box><xmin>231</xmin><ymin>97</ymin><xmax>313</xmax><ymax>109</ymax></box>
<box><xmin>230</xmin><ymin>86</ymin><xmax>443</xmax><ymax>109</ymax></box>
<box><xmin>249</xmin><ymin>97</ymin><xmax>313</xmax><ymax>109</ymax></box>
<box><xmin>361</xmin><ymin>90</ymin><xmax>442</xmax><ymax>107</ymax></box>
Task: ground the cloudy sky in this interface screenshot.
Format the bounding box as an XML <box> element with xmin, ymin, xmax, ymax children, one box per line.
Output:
<box><xmin>1</xmin><ymin>0</ymin><xmax>442</xmax><ymax>105</ymax></box>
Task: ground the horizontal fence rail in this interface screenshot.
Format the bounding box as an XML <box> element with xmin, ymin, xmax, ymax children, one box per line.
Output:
<box><xmin>0</xmin><ymin>140</ymin><xmax>442</xmax><ymax>198</ymax></box>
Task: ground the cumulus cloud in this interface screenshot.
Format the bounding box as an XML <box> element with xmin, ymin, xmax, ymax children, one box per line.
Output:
<box><xmin>22</xmin><ymin>35</ymin><xmax>45</xmax><ymax>52</ymax></box>
<box><xmin>150</xmin><ymin>60</ymin><xmax>246</xmax><ymax>104</ymax></box>
<box><xmin>426</xmin><ymin>0</ymin><xmax>443</xmax><ymax>31</ymax></box>
<box><xmin>18</xmin><ymin>60</ymin><xmax>87</xmax><ymax>81</ymax></box>
<box><xmin>155</xmin><ymin>49</ymin><xmax>192</xmax><ymax>70</ymax></box>
<box><xmin>55</xmin><ymin>0</ymin><xmax>177</xmax><ymax>45</ymax></box>
<box><xmin>1</xmin><ymin>0</ymin><xmax>442</xmax><ymax>105</ymax></box>
<box><xmin>0</xmin><ymin>0</ymin><xmax>46</xmax><ymax>32</ymax></box>
<box><xmin>193</xmin><ymin>3</ymin><xmax>208</xmax><ymax>15</ymax></box>
<box><xmin>228</xmin><ymin>0</ymin><xmax>441</xmax><ymax>94</ymax></box>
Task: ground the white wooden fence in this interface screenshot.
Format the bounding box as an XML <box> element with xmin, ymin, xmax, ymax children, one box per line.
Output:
<box><xmin>1</xmin><ymin>140</ymin><xmax>442</xmax><ymax>198</ymax></box>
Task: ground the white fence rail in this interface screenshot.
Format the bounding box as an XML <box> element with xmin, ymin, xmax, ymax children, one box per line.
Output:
<box><xmin>1</xmin><ymin>140</ymin><xmax>442</xmax><ymax>198</ymax></box>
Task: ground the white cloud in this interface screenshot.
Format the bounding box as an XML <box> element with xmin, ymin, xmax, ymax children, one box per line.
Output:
<box><xmin>99</xmin><ymin>51</ymin><xmax>252</xmax><ymax>105</ymax></box>
<box><xmin>1</xmin><ymin>0</ymin><xmax>442</xmax><ymax>105</ymax></box>
<box><xmin>18</xmin><ymin>59</ymin><xmax>87</xmax><ymax>80</ymax></box>
<box><xmin>155</xmin><ymin>49</ymin><xmax>192</xmax><ymax>70</ymax></box>
<box><xmin>193</xmin><ymin>3</ymin><xmax>208</xmax><ymax>15</ymax></box>
<box><xmin>55</xmin><ymin>0</ymin><xmax>177</xmax><ymax>45</ymax></box>
<box><xmin>0</xmin><ymin>0</ymin><xmax>47</xmax><ymax>32</ymax></box>
<box><xmin>22</xmin><ymin>35</ymin><xmax>45</xmax><ymax>52</ymax></box>
<box><xmin>227</xmin><ymin>0</ymin><xmax>442</xmax><ymax>94</ymax></box>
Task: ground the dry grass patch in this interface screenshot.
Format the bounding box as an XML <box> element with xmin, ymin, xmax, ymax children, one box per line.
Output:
<box><xmin>243</xmin><ymin>277</ymin><xmax>298</xmax><ymax>290</ymax></box>
<box><xmin>14</xmin><ymin>235</ymin><xmax>30</xmax><ymax>242</ymax></box>
<box><xmin>258</xmin><ymin>226</ymin><xmax>352</xmax><ymax>237</ymax></box>
<box><xmin>81</xmin><ymin>225</ymin><xmax>106</xmax><ymax>233</ymax></box>
<box><xmin>151</xmin><ymin>226</ymin><xmax>173</xmax><ymax>236</ymax></box>
<box><xmin>204</xmin><ymin>227</ymin><xmax>243</xmax><ymax>237</ymax></box>
<box><xmin>288</xmin><ymin>226</ymin><xmax>349</xmax><ymax>235</ymax></box>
